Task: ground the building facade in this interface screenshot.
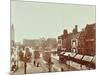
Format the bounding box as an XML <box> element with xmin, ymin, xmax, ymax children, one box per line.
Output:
<box><xmin>23</xmin><ymin>39</ymin><xmax>40</xmax><ymax>47</ymax></box>
<box><xmin>57</xmin><ymin>23</ymin><xmax>96</xmax><ymax>56</ymax></box>
<box><xmin>78</xmin><ymin>23</ymin><xmax>96</xmax><ymax>56</ymax></box>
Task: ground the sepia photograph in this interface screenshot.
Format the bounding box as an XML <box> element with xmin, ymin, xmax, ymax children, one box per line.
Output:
<box><xmin>11</xmin><ymin>0</ymin><xmax>96</xmax><ymax>74</ymax></box>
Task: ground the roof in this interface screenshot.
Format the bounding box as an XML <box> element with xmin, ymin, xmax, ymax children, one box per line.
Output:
<box><xmin>85</xmin><ymin>23</ymin><xmax>96</xmax><ymax>30</ymax></box>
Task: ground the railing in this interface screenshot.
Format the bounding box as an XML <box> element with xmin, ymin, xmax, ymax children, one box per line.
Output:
<box><xmin>59</xmin><ymin>52</ymin><xmax>96</xmax><ymax>69</ymax></box>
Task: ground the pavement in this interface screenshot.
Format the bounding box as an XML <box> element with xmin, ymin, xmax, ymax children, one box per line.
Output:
<box><xmin>12</xmin><ymin>58</ymin><xmax>49</xmax><ymax>75</ymax></box>
<box><xmin>12</xmin><ymin>52</ymin><xmax>78</xmax><ymax>75</ymax></box>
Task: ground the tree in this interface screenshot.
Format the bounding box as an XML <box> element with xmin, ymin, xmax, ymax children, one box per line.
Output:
<box><xmin>18</xmin><ymin>47</ymin><xmax>32</xmax><ymax>74</ymax></box>
<box><xmin>40</xmin><ymin>38</ymin><xmax>47</xmax><ymax>50</ymax></box>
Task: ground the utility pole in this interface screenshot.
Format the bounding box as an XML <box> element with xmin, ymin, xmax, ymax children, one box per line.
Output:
<box><xmin>24</xmin><ymin>62</ymin><xmax>27</xmax><ymax>74</ymax></box>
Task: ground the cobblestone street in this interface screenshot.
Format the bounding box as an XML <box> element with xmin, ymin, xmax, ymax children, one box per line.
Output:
<box><xmin>13</xmin><ymin>58</ymin><xmax>49</xmax><ymax>75</ymax></box>
<box><xmin>12</xmin><ymin>54</ymin><xmax>78</xmax><ymax>75</ymax></box>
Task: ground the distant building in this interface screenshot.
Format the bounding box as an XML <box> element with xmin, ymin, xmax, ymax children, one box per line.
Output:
<box><xmin>23</xmin><ymin>39</ymin><xmax>40</xmax><ymax>47</ymax></box>
<box><xmin>15</xmin><ymin>42</ymin><xmax>22</xmax><ymax>48</ymax></box>
<box><xmin>11</xmin><ymin>24</ymin><xmax>15</xmax><ymax>47</ymax></box>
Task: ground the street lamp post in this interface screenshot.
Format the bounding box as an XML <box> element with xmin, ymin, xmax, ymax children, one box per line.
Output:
<box><xmin>24</xmin><ymin>62</ymin><xmax>27</xmax><ymax>74</ymax></box>
<box><xmin>23</xmin><ymin>50</ymin><xmax>27</xmax><ymax>74</ymax></box>
<box><xmin>48</xmin><ymin>57</ymin><xmax>52</xmax><ymax>72</ymax></box>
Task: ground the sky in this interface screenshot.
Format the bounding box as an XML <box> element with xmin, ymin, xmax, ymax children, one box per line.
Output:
<box><xmin>11</xmin><ymin>1</ymin><xmax>96</xmax><ymax>42</ymax></box>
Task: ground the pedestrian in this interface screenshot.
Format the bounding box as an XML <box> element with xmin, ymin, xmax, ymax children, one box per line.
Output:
<box><xmin>61</xmin><ymin>67</ymin><xmax>64</xmax><ymax>72</ymax></box>
<box><xmin>37</xmin><ymin>62</ymin><xmax>40</xmax><ymax>67</ymax></box>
